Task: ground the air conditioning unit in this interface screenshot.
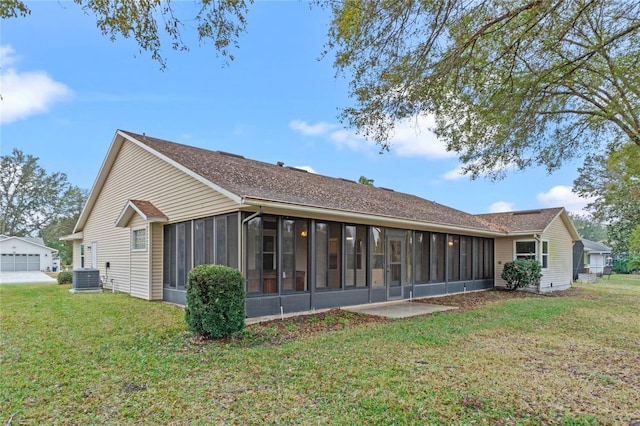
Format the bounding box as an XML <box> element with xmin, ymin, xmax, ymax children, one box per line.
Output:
<box><xmin>70</xmin><ymin>268</ymin><xmax>101</xmax><ymax>293</ymax></box>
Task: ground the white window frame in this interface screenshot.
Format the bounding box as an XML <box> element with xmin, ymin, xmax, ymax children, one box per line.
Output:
<box><xmin>541</xmin><ymin>240</ymin><xmax>549</xmax><ymax>269</ymax></box>
<box><xmin>132</xmin><ymin>226</ymin><xmax>147</xmax><ymax>252</ymax></box>
<box><xmin>514</xmin><ymin>240</ymin><xmax>536</xmax><ymax>260</ymax></box>
<box><xmin>514</xmin><ymin>239</ymin><xmax>549</xmax><ymax>269</ymax></box>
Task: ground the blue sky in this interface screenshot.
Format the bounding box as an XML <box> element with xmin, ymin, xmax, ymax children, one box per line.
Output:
<box><xmin>1</xmin><ymin>1</ymin><xmax>594</xmax><ymax>215</ymax></box>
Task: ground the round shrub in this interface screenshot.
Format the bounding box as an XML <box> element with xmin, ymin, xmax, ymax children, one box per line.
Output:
<box><xmin>501</xmin><ymin>259</ymin><xmax>542</xmax><ymax>290</ymax></box>
<box><xmin>57</xmin><ymin>271</ymin><xmax>73</xmax><ymax>284</ymax></box>
<box><xmin>185</xmin><ymin>264</ymin><xmax>246</xmax><ymax>338</ymax></box>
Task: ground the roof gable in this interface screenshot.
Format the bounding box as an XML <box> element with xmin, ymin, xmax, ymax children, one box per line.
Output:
<box><xmin>115</xmin><ymin>200</ymin><xmax>169</xmax><ymax>227</ymax></box>
<box><xmin>477</xmin><ymin>207</ymin><xmax>580</xmax><ymax>240</ymax></box>
<box><xmin>73</xmin><ymin>130</ymin><xmax>242</xmax><ymax>233</ymax></box>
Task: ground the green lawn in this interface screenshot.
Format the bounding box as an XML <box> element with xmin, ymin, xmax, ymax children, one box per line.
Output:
<box><xmin>1</xmin><ymin>276</ymin><xmax>639</xmax><ymax>425</ymax></box>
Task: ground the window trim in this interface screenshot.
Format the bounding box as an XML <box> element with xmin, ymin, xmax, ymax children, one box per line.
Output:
<box><xmin>514</xmin><ymin>239</ymin><xmax>548</xmax><ymax>269</ymax></box>
<box><xmin>541</xmin><ymin>240</ymin><xmax>549</xmax><ymax>269</ymax></box>
<box><xmin>131</xmin><ymin>226</ymin><xmax>147</xmax><ymax>252</ymax></box>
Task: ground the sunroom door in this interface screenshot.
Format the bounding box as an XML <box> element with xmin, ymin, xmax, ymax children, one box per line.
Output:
<box><xmin>386</xmin><ymin>236</ymin><xmax>404</xmax><ymax>299</ymax></box>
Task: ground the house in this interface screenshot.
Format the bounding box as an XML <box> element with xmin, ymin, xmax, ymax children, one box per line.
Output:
<box><xmin>63</xmin><ymin>130</ymin><xmax>579</xmax><ymax>317</ymax></box>
<box><xmin>476</xmin><ymin>209</ymin><xmax>580</xmax><ymax>292</ymax></box>
<box><xmin>0</xmin><ymin>235</ymin><xmax>59</xmax><ymax>272</ymax></box>
<box><xmin>574</xmin><ymin>239</ymin><xmax>612</xmax><ymax>276</ymax></box>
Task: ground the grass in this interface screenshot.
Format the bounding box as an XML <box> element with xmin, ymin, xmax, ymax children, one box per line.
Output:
<box><xmin>1</xmin><ymin>276</ymin><xmax>639</xmax><ymax>425</ymax></box>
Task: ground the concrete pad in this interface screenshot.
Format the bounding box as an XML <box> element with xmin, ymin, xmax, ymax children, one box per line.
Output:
<box><xmin>0</xmin><ymin>271</ymin><xmax>57</xmax><ymax>284</ymax></box>
<box><xmin>344</xmin><ymin>300</ymin><xmax>457</xmax><ymax>318</ymax></box>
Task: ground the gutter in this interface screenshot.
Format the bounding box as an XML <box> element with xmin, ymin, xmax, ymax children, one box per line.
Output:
<box><xmin>240</xmin><ymin>198</ymin><xmax>504</xmax><ymax>237</ymax></box>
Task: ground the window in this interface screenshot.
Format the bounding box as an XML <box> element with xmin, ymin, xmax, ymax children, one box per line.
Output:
<box><xmin>370</xmin><ymin>227</ymin><xmax>385</xmax><ymax>287</ymax></box>
<box><xmin>132</xmin><ymin>228</ymin><xmax>147</xmax><ymax>251</ymax></box>
<box><xmin>282</xmin><ymin>219</ymin><xmax>309</xmax><ymax>292</ymax></box>
<box><xmin>515</xmin><ymin>240</ymin><xmax>546</xmax><ymax>269</ymax></box>
<box><xmin>405</xmin><ymin>231</ymin><xmax>412</xmax><ymax>284</ymax></box>
<box><xmin>415</xmin><ymin>232</ymin><xmax>430</xmax><ymax>283</ymax></box>
<box><xmin>447</xmin><ymin>235</ymin><xmax>460</xmax><ymax>281</ymax></box>
<box><xmin>484</xmin><ymin>239</ymin><xmax>494</xmax><ymax>279</ymax></box>
<box><xmin>315</xmin><ymin>222</ymin><xmax>328</xmax><ymax>289</ymax></box>
<box><xmin>431</xmin><ymin>233</ymin><xmax>446</xmax><ymax>282</ymax></box>
<box><xmin>246</xmin><ymin>217</ymin><xmax>263</xmax><ymax>293</ymax></box>
<box><xmin>460</xmin><ymin>236</ymin><xmax>472</xmax><ymax>281</ymax></box>
<box><xmin>542</xmin><ymin>241</ymin><xmax>549</xmax><ymax>269</ymax></box>
<box><xmin>515</xmin><ymin>241</ymin><xmax>536</xmax><ymax>260</ymax></box>
<box><xmin>315</xmin><ymin>221</ymin><xmax>341</xmax><ymax>290</ymax></box>
<box><xmin>193</xmin><ymin>214</ymin><xmax>238</xmax><ymax>268</ymax></box>
<box><xmin>345</xmin><ymin>225</ymin><xmax>367</xmax><ymax>287</ymax></box>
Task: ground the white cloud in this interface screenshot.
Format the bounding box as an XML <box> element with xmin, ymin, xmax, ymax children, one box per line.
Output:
<box><xmin>389</xmin><ymin>114</ymin><xmax>456</xmax><ymax>159</ymax></box>
<box><xmin>0</xmin><ymin>45</ymin><xmax>18</xmax><ymax>67</ymax></box>
<box><xmin>0</xmin><ymin>44</ymin><xmax>71</xmax><ymax>124</ymax></box>
<box><xmin>289</xmin><ymin>115</ymin><xmax>456</xmax><ymax>159</ymax></box>
<box><xmin>328</xmin><ymin>128</ymin><xmax>372</xmax><ymax>152</ymax></box>
<box><xmin>442</xmin><ymin>166</ymin><xmax>467</xmax><ymax>181</ymax></box>
<box><xmin>289</xmin><ymin>119</ymin><xmax>372</xmax><ymax>152</ymax></box>
<box><xmin>289</xmin><ymin>120</ymin><xmax>339</xmax><ymax>136</ymax></box>
<box><xmin>537</xmin><ymin>185</ymin><xmax>596</xmax><ymax>214</ymax></box>
<box><xmin>489</xmin><ymin>201</ymin><xmax>515</xmax><ymax>213</ymax></box>
<box><xmin>292</xmin><ymin>165</ymin><xmax>317</xmax><ymax>174</ymax></box>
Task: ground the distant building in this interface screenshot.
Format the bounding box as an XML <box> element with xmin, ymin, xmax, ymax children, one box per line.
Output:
<box><xmin>0</xmin><ymin>235</ymin><xmax>59</xmax><ymax>272</ymax></box>
<box><xmin>573</xmin><ymin>239</ymin><xmax>612</xmax><ymax>278</ymax></box>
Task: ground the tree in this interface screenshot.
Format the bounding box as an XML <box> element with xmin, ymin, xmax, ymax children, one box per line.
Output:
<box><xmin>1</xmin><ymin>0</ymin><xmax>250</xmax><ymax>69</ymax></box>
<box><xmin>568</xmin><ymin>213</ymin><xmax>607</xmax><ymax>242</ymax></box>
<box><xmin>358</xmin><ymin>175</ymin><xmax>374</xmax><ymax>186</ymax></box>
<box><xmin>629</xmin><ymin>225</ymin><xmax>640</xmax><ymax>255</ymax></box>
<box><xmin>326</xmin><ymin>0</ymin><xmax>640</xmax><ymax>178</ymax></box>
<box><xmin>574</xmin><ymin>142</ymin><xmax>640</xmax><ymax>254</ymax></box>
<box><xmin>0</xmin><ymin>149</ymin><xmax>85</xmax><ymax>239</ymax></box>
<box><xmin>40</xmin><ymin>187</ymin><xmax>89</xmax><ymax>265</ymax></box>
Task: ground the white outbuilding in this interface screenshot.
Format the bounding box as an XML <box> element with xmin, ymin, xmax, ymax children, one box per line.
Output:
<box><xmin>0</xmin><ymin>235</ymin><xmax>59</xmax><ymax>272</ymax></box>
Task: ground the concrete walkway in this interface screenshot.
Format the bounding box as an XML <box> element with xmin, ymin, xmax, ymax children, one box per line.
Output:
<box><xmin>246</xmin><ymin>300</ymin><xmax>457</xmax><ymax>324</ymax></box>
<box><xmin>344</xmin><ymin>300</ymin><xmax>457</xmax><ymax>318</ymax></box>
<box><xmin>0</xmin><ymin>271</ymin><xmax>57</xmax><ymax>284</ymax></box>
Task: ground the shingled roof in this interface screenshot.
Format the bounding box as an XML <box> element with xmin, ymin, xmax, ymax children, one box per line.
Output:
<box><xmin>582</xmin><ymin>239</ymin><xmax>611</xmax><ymax>253</ymax></box>
<box><xmin>476</xmin><ymin>208</ymin><xmax>566</xmax><ymax>234</ymax></box>
<box><xmin>121</xmin><ymin>130</ymin><xmax>500</xmax><ymax>233</ymax></box>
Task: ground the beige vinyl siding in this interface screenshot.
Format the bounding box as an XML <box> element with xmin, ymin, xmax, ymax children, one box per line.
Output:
<box><xmin>540</xmin><ymin>217</ymin><xmax>573</xmax><ymax>291</ymax></box>
<box><xmin>79</xmin><ymin>140</ymin><xmax>240</xmax><ymax>300</ymax></box>
<box><xmin>493</xmin><ymin>217</ymin><xmax>574</xmax><ymax>291</ymax></box>
<box><xmin>72</xmin><ymin>241</ymin><xmax>82</xmax><ymax>269</ymax></box>
<box><xmin>129</xmin><ymin>216</ymin><xmax>149</xmax><ymax>299</ymax></box>
<box><xmin>494</xmin><ymin>236</ymin><xmax>518</xmax><ymax>288</ymax></box>
<box><xmin>150</xmin><ymin>222</ymin><xmax>163</xmax><ymax>300</ymax></box>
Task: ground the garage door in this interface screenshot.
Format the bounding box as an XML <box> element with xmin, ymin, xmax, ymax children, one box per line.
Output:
<box><xmin>0</xmin><ymin>254</ymin><xmax>40</xmax><ymax>272</ymax></box>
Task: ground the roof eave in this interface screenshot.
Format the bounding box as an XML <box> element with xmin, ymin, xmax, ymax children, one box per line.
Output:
<box><xmin>241</xmin><ymin>197</ymin><xmax>505</xmax><ymax>237</ymax></box>
<box><xmin>60</xmin><ymin>232</ymin><xmax>84</xmax><ymax>241</ymax></box>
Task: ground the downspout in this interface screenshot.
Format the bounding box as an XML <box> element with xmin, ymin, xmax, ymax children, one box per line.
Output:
<box><xmin>534</xmin><ymin>234</ymin><xmax>542</xmax><ymax>293</ymax></box>
<box><xmin>240</xmin><ymin>207</ymin><xmax>262</xmax><ymax>274</ymax></box>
